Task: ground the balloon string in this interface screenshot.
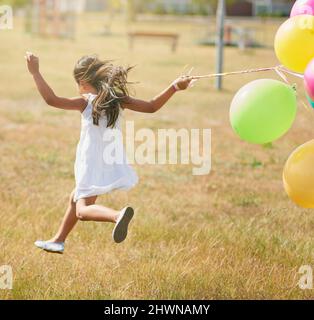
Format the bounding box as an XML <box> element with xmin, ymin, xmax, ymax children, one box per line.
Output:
<box><xmin>192</xmin><ymin>65</ymin><xmax>312</xmax><ymax>113</ymax></box>
<box><xmin>274</xmin><ymin>66</ymin><xmax>290</xmax><ymax>84</ymax></box>
<box><xmin>191</xmin><ymin>65</ymin><xmax>304</xmax><ymax>81</ymax></box>
<box><xmin>191</xmin><ymin>66</ymin><xmax>278</xmax><ymax>79</ymax></box>
<box><xmin>278</xmin><ymin>66</ymin><xmax>304</xmax><ymax>79</ymax></box>
<box><xmin>273</xmin><ymin>67</ymin><xmax>312</xmax><ymax>115</ymax></box>
<box><xmin>301</xmin><ymin>99</ymin><xmax>312</xmax><ymax>113</ymax></box>
<box><xmin>275</xmin><ymin>68</ymin><xmax>312</xmax><ymax>115</ymax></box>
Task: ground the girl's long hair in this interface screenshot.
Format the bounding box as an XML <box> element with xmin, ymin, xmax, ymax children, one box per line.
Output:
<box><xmin>74</xmin><ymin>55</ymin><xmax>133</xmax><ymax>128</ymax></box>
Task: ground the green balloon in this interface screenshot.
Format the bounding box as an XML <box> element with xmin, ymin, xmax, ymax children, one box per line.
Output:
<box><xmin>230</xmin><ymin>79</ymin><xmax>297</xmax><ymax>144</ymax></box>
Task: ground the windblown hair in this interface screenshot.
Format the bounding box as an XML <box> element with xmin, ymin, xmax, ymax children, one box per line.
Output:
<box><xmin>74</xmin><ymin>55</ymin><xmax>133</xmax><ymax>128</ymax></box>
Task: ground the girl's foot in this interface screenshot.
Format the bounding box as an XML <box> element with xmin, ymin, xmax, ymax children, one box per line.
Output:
<box><xmin>112</xmin><ymin>207</ymin><xmax>134</xmax><ymax>243</ymax></box>
<box><xmin>34</xmin><ymin>240</ymin><xmax>64</xmax><ymax>254</ymax></box>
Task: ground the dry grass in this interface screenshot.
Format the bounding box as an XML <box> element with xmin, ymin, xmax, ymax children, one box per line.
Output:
<box><xmin>0</xmin><ymin>14</ymin><xmax>314</xmax><ymax>299</ymax></box>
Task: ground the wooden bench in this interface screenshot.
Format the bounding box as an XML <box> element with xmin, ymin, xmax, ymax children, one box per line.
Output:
<box><xmin>127</xmin><ymin>32</ymin><xmax>179</xmax><ymax>52</ymax></box>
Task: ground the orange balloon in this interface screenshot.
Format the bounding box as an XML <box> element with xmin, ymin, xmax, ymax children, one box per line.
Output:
<box><xmin>283</xmin><ymin>140</ymin><xmax>314</xmax><ymax>208</ymax></box>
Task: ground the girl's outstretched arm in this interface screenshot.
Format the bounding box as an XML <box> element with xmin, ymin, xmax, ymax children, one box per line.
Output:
<box><xmin>25</xmin><ymin>52</ymin><xmax>87</xmax><ymax>111</ymax></box>
<box><xmin>122</xmin><ymin>75</ymin><xmax>195</xmax><ymax>113</ymax></box>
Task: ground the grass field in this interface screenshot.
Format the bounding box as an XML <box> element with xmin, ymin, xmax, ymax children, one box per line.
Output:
<box><xmin>1</xmin><ymin>13</ymin><xmax>314</xmax><ymax>299</ymax></box>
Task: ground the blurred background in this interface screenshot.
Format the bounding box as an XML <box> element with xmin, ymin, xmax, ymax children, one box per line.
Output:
<box><xmin>0</xmin><ymin>0</ymin><xmax>295</xmax><ymax>98</ymax></box>
<box><xmin>3</xmin><ymin>1</ymin><xmax>294</xmax><ymax>48</ymax></box>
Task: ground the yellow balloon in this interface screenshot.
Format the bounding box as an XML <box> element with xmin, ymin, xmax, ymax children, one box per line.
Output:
<box><xmin>283</xmin><ymin>140</ymin><xmax>314</xmax><ymax>208</ymax></box>
<box><xmin>275</xmin><ymin>15</ymin><xmax>314</xmax><ymax>73</ymax></box>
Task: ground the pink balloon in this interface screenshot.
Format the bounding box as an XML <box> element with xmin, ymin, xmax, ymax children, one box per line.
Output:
<box><xmin>304</xmin><ymin>80</ymin><xmax>314</xmax><ymax>101</ymax></box>
<box><xmin>304</xmin><ymin>58</ymin><xmax>314</xmax><ymax>100</ymax></box>
<box><xmin>291</xmin><ymin>0</ymin><xmax>314</xmax><ymax>17</ymax></box>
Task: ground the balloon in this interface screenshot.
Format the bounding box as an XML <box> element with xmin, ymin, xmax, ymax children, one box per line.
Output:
<box><xmin>305</xmin><ymin>92</ymin><xmax>314</xmax><ymax>108</ymax></box>
<box><xmin>304</xmin><ymin>58</ymin><xmax>314</xmax><ymax>100</ymax></box>
<box><xmin>230</xmin><ymin>79</ymin><xmax>297</xmax><ymax>144</ymax></box>
<box><xmin>274</xmin><ymin>15</ymin><xmax>314</xmax><ymax>73</ymax></box>
<box><xmin>304</xmin><ymin>77</ymin><xmax>313</xmax><ymax>101</ymax></box>
<box><xmin>291</xmin><ymin>0</ymin><xmax>314</xmax><ymax>17</ymax></box>
<box><xmin>283</xmin><ymin>140</ymin><xmax>314</xmax><ymax>208</ymax></box>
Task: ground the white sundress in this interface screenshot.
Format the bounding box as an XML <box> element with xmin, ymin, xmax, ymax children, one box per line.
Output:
<box><xmin>73</xmin><ymin>94</ymin><xmax>138</xmax><ymax>202</ymax></box>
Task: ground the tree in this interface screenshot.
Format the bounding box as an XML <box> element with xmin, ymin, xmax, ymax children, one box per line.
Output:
<box><xmin>0</xmin><ymin>0</ymin><xmax>28</xmax><ymax>7</ymax></box>
<box><xmin>192</xmin><ymin>0</ymin><xmax>235</xmax><ymax>14</ymax></box>
<box><xmin>124</xmin><ymin>0</ymin><xmax>156</xmax><ymax>22</ymax></box>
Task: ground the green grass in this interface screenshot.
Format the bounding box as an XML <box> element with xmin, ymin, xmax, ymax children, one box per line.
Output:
<box><xmin>0</xmin><ymin>13</ymin><xmax>314</xmax><ymax>299</ymax></box>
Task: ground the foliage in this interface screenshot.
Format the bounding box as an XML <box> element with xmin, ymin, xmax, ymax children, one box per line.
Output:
<box><xmin>109</xmin><ymin>0</ymin><xmax>234</xmax><ymax>17</ymax></box>
<box><xmin>0</xmin><ymin>0</ymin><xmax>28</xmax><ymax>8</ymax></box>
<box><xmin>192</xmin><ymin>0</ymin><xmax>235</xmax><ymax>12</ymax></box>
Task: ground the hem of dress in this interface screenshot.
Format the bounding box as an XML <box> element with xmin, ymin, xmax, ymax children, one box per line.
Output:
<box><xmin>74</xmin><ymin>179</ymin><xmax>138</xmax><ymax>202</ymax></box>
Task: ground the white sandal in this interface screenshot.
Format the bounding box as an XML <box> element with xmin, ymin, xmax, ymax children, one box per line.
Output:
<box><xmin>112</xmin><ymin>207</ymin><xmax>134</xmax><ymax>243</ymax></box>
<box><xmin>34</xmin><ymin>240</ymin><xmax>64</xmax><ymax>254</ymax></box>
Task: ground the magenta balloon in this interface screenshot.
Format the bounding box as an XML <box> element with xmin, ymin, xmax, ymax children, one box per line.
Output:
<box><xmin>304</xmin><ymin>58</ymin><xmax>314</xmax><ymax>100</ymax></box>
<box><xmin>304</xmin><ymin>78</ymin><xmax>314</xmax><ymax>100</ymax></box>
<box><xmin>291</xmin><ymin>0</ymin><xmax>314</xmax><ymax>17</ymax></box>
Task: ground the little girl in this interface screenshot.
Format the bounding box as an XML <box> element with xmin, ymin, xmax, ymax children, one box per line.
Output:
<box><xmin>26</xmin><ymin>52</ymin><xmax>195</xmax><ymax>253</ymax></box>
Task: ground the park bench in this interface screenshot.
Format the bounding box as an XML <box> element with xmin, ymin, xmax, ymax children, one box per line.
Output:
<box><xmin>225</xmin><ymin>25</ymin><xmax>256</xmax><ymax>49</ymax></box>
<box><xmin>127</xmin><ymin>32</ymin><xmax>179</xmax><ymax>52</ymax></box>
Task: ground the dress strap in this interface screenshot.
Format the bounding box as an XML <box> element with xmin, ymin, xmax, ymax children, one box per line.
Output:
<box><xmin>81</xmin><ymin>94</ymin><xmax>96</xmax><ymax>117</ymax></box>
<box><xmin>82</xmin><ymin>93</ymin><xmax>97</xmax><ymax>102</ymax></box>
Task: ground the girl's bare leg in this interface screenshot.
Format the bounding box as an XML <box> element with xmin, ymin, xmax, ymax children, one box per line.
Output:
<box><xmin>76</xmin><ymin>196</ymin><xmax>120</xmax><ymax>223</ymax></box>
<box><xmin>48</xmin><ymin>190</ymin><xmax>85</xmax><ymax>243</ymax></box>
<box><xmin>45</xmin><ymin>193</ymin><xmax>120</xmax><ymax>243</ymax></box>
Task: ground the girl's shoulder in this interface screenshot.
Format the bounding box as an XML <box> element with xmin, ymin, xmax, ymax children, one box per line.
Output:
<box><xmin>80</xmin><ymin>94</ymin><xmax>96</xmax><ymax>116</ymax></box>
<box><xmin>82</xmin><ymin>93</ymin><xmax>97</xmax><ymax>102</ymax></box>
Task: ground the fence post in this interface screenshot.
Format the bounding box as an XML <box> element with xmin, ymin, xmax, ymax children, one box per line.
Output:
<box><xmin>215</xmin><ymin>0</ymin><xmax>225</xmax><ymax>90</ymax></box>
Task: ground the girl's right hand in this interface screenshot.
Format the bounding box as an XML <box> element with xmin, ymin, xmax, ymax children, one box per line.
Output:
<box><xmin>25</xmin><ymin>52</ymin><xmax>39</xmax><ymax>75</ymax></box>
<box><xmin>172</xmin><ymin>75</ymin><xmax>198</xmax><ymax>91</ymax></box>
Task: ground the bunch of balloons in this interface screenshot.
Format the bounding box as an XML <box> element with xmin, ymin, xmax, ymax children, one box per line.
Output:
<box><xmin>229</xmin><ymin>1</ymin><xmax>314</xmax><ymax>208</ymax></box>
<box><xmin>275</xmin><ymin>0</ymin><xmax>314</xmax><ymax>108</ymax></box>
<box><xmin>275</xmin><ymin>0</ymin><xmax>314</xmax><ymax>73</ymax></box>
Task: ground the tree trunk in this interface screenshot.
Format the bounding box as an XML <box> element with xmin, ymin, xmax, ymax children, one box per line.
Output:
<box><xmin>126</xmin><ymin>0</ymin><xmax>136</xmax><ymax>22</ymax></box>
